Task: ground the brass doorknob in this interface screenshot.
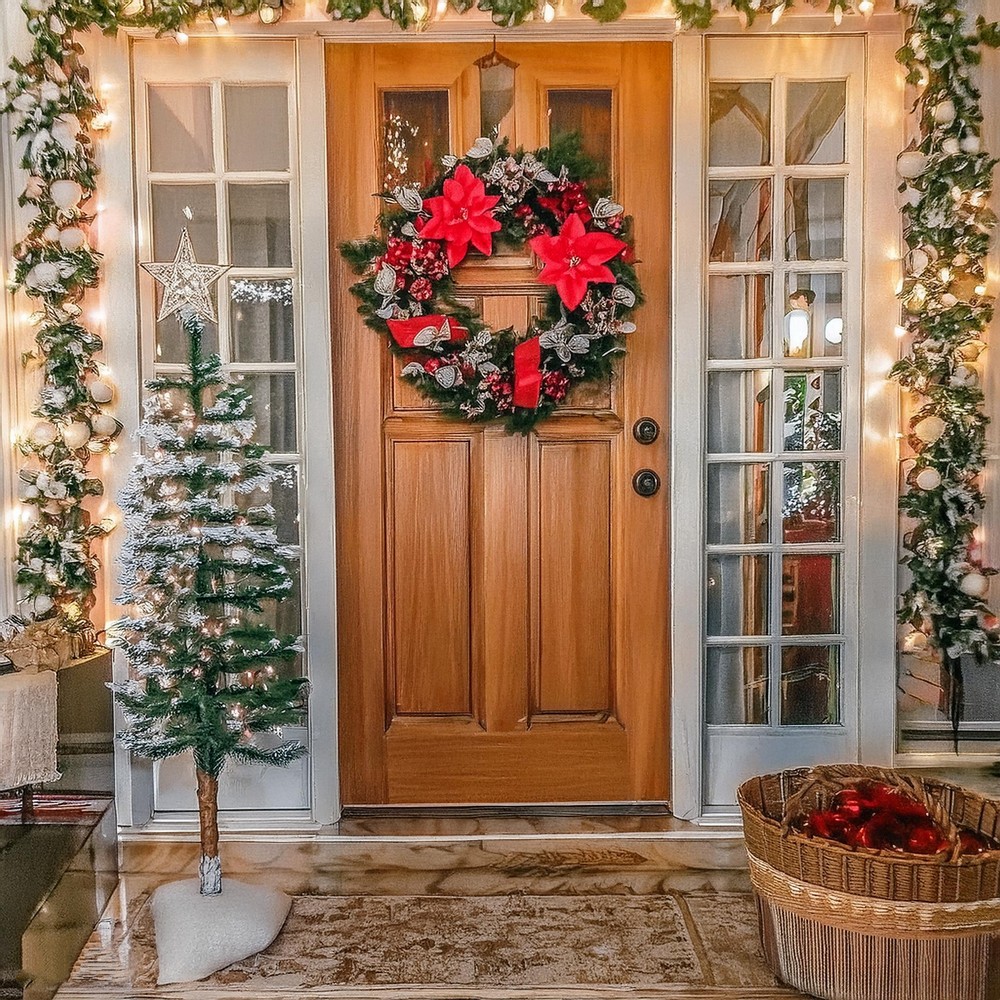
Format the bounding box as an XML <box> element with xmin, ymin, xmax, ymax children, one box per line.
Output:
<box><xmin>632</xmin><ymin>469</ymin><xmax>661</xmax><ymax>497</ymax></box>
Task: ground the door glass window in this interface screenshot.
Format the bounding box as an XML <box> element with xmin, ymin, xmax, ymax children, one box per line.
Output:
<box><xmin>704</xmin><ymin>73</ymin><xmax>851</xmax><ymax>737</ymax></box>
<box><xmin>548</xmin><ymin>89</ymin><xmax>613</xmax><ymax>189</ymax></box>
<box><xmin>381</xmin><ymin>90</ymin><xmax>450</xmax><ymax>191</ymax></box>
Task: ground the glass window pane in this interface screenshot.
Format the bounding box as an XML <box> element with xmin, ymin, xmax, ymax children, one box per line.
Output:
<box><xmin>155</xmin><ymin>291</ymin><xmax>219</xmax><ymax>363</ymax></box>
<box><xmin>148</xmin><ymin>85</ymin><xmax>213</xmax><ymax>173</ymax></box>
<box><xmin>709</xmin><ymin>274</ymin><xmax>771</xmax><ymax>360</ymax></box>
<box><xmin>225</xmin><ymin>85</ymin><xmax>289</xmax><ymax>172</ymax></box>
<box><xmin>707</xmin><ymin>463</ymin><xmax>770</xmax><ymax>544</ymax></box>
<box><xmin>783</xmin><ymin>273</ymin><xmax>844</xmax><ymax>358</ymax></box>
<box><xmin>244</xmin><ymin>373</ymin><xmax>297</xmax><ymax>453</ymax></box>
<box><xmin>151</xmin><ymin>183</ymin><xmax>217</xmax><ymax>261</ymax></box>
<box><xmin>237</xmin><ymin>464</ymin><xmax>300</xmax><ymax>547</ymax></box>
<box><xmin>786</xmin><ymin>81</ymin><xmax>846</xmax><ymax>165</ymax></box>
<box><xmin>785</xmin><ymin>177</ymin><xmax>844</xmax><ymax>261</ymax></box>
<box><xmin>783</xmin><ymin>370</ymin><xmax>841</xmax><ymax>451</ymax></box>
<box><xmin>230</xmin><ymin>279</ymin><xmax>294</xmax><ymax>363</ymax></box>
<box><xmin>548</xmin><ymin>89</ymin><xmax>613</xmax><ymax>190</ymax></box>
<box><xmin>782</xmin><ymin>554</ymin><xmax>839</xmax><ymax>635</ymax></box>
<box><xmin>709</xmin><ymin>82</ymin><xmax>771</xmax><ymax>167</ymax></box>
<box><xmin>707</xmin><ymin>554</ymin><xmax>769</xmax><ymax>636</ymax></box>
<box><xmin>783</xmin><ymin>462</ymin><xmax>841</xmax><ymax>543</ymax></box>
<box><xmin>709</xmin><ymin>179</ymin><xmax>772</xmax><ymax>262</ymax></box>
<box><xmin>255</xmin><ymin>565</ymin><xmax>303</xmax><ymax>677</ymax></box>
<box><xmin>228</xmin><ymin>184</ymin><xmax>292</xmax><ymax>268</ymax></box>
<box><xmin>706</xmin><ymin>646</ymin><xmax>769</xmax><ymax>724</ymax></box>
<box><xmin>781</xmin><ymin>645</ymin><xmax>840</xmax><ymax>725</ymax></box>
<box><xmin>382</xmin><ymin>90</ymin><xmax>450</xmax><ymax>191</ymax></box>
<box><xmin>708</xmin><ymin>370</ymin><xmax>772</xmax><ymax>454</ymax></box>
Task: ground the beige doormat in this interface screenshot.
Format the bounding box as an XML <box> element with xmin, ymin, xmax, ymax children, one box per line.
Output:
<box><xmin>60</xmin><ymin>892</ymin><xmax>804</xmax><ymax>998</ymax></box>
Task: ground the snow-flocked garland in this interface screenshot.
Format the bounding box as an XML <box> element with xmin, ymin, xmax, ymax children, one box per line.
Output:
<box><xmin>4</xmin><ymin>0</ymin><xmax>1000</xmax><ymax>724</ymax></box>
<box><xmin>892</xmin><ymin>0</ymin><xmax>1000</xmax><ymax>737</ymax></box>
<box><xmin>340</xmin><ymin>136</ymin><xmax>641</xmax><ymax>433</ymax></box>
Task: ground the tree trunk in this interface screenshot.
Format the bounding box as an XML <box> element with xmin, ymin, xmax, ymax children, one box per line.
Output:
<box><xmin>196</xmin><ymin>768</ymin><xmax>222</xmax><ymax>895</ymax></box>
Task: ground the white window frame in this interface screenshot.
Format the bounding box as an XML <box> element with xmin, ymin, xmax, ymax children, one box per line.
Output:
<box><xmin>670</xmin><ymin>32</ymin><xmax>902</xmax><ymax>820</ymax></box>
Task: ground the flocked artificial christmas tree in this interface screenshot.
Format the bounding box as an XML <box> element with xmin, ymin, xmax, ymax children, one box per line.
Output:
<box><xmin>113</xmin><ymin>230</ymin><xmax>308</xmax><ymax>897</ymax></box>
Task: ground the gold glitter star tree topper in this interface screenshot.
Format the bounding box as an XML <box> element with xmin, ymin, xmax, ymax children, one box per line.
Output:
<box><xmin>141</xmin><ymin>228</ymin><xmax>230</xmax><ymax>323</ymax></box>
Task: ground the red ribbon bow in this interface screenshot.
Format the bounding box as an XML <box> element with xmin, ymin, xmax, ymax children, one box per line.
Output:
<box><xmin>386</xmin><ymin>315</ymin><xmax>469</xmax><ymax>349</ymax></box>
<box><xmin>513</xmin><ymin>336</ymin><xmax>543</xmax><ymax>410</ymax></box>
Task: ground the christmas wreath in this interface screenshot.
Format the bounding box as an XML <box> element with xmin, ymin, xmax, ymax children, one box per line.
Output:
<box><xmin>340</xmin><ymin>136</ymin><xmax>643</xmax><ymax>432</ymax></box>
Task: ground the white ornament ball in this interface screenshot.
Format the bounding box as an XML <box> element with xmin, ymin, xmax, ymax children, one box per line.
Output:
<box><xmin>932</xmin><ymin>100</ymin><xmax>956</xmax><ymax>125</ymax></box>
<box><xmin>25</xmin><ymin>261</ymin><xmax>61</xmax><ymax>291</ymax></box>
<box><xmin>913</xmin><ymin>414</ymin><xmax>946</xmax><ymax>444</ymax></box>
<box><xmin>902</xmin><ymin>630</ymin><xmax>929</xmax><ymax>652</ymax></box>
<box><xmin>32</xmin><ymin>594</ymin><xmax>54</xmax><ymax>615</ymax></box>
<box><xmin>960</xmin><ymin>572</ymin><xmax>989</xmax><ymax>598</ymax></box>
<box><xmin>941</xmin><ymin>293</ymin><xmax>959</xmax><ymax>308</ymax></box>
<box><xmin>897</xmin><ymin>150</ymin><xmax>928</xmax><ymax>179</ymax></box>
<box><xmin>42</xmin><ymin>224</ymin><xmax>61</xmax><ymax>243</ymax></box>
<box><xmin>61</xmin><ymin>421</ymin><xmax>91</xmax><ymax>450</ymax></box>
<box><xmin>90</xmin><ymin>412</ymin><xmax>119</xmax><ymax>437</ymax></box>
<box><xmin>957</xmin><ymin>340</ymin><xmax>985</xmax><ymax>360</ymax></box>
<box><xmin>941</xmin><ymin>137</ymin><xmax>960</xmax><ymax>156</ymax></box>
<box><xmin>24</xmin><ymin>0</ymin><xmax>49</xmax><ymax>12</ymax></box>
<box><xmin>52</xmin><ymin>114</ymin><xmax>82</xmax><ymax>151</ymax></box>
<box><xmin>952</xmin><ymin>364</ymin><xmax>980</xmax><ymax>388</ymax></box>
<box><xmin>12</xmin><ymin>93</ymin><xmax>37</xmax><ymax>112</ymax></box>
<box><xmin>28</xmin><ymin>420</ymin><xmax>58</xmax><ymax>447</ymax></box>
<box><xmin>908</xmin><ymin>248</ymin><xmax>930</xmax><ymax>275</ymax></box>
<box><xmin>49</xmin><ymin>178</ymin><xmax>83</xmax><ymax>210</ymax></box>
<box><xmin>58</xmin><ymin>226</ymin><xmax>87</xmax><ymax>251</ymax></box>
<box><xmin>89</xmin><ymin>379</ymin><xmax>115</xmax><ymax>404</ymax></box>
<box><xmin>24</xmin><ymin>175</ymin><xmax>44</xmax><ymax>199</ymax></box>
<box><xmin>961</xmin><ymin>135</ymin><xmax>981</xmax><ymax>154</ymax></box>
<box><xmin>915</xmin><ymin>467</ymin><xmax>942</xmax><ymax>490</ymax></box>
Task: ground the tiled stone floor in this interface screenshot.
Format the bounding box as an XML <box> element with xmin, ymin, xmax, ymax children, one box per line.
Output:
<box><xmin>57</xmin><ymin>818</ymin><xmax>806</xmax><ymax>999</ymax></box>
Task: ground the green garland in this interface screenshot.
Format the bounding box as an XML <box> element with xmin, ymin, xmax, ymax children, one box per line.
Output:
<box><xmin>6</xmin><ymin>0</ymin><xmax>1000</xmax><ymax>735</ymax></box>
<box><xmin>891</xmin><ymin>0</ymin><xmax>1000</xmax><ymax>740</ymax></box>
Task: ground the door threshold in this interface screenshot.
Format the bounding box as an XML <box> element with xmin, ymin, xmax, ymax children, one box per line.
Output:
<box><xmin>340</xmin><ymin>802</ymin><xmax>672</xmax><ymax>819</ymax></box>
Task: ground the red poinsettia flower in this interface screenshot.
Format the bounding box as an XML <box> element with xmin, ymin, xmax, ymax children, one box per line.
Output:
<box><xmin>529</xmin><ymin>214</ymin><xmax>627</xmax><ymax>311</ymax></box>
<box><xmin>421</xmin><ymin>164</ymin><xmax>502</xmax><ymax>268</ymax></box>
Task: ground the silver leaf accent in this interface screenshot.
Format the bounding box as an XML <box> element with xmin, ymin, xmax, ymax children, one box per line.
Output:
<box><xmin>612</xmin><ymin>285</ymin><xmax>636</xmax><ymax>307</ymax></box>
<box><xmin>466</xmin><ymin>137</ymin><xmax>494</xmax><ymax>160</ymax></box>
<box><xmin>442</xmin><ymin>154</ymin><xmax>458</xmax><ymax>169</ymax></box>
<box><xmin>412</xmin><ymin>320</ymin><xmax>452</xmax><ymax>348</ymax></box>
<box><xmin>393</xmin><ymin>185</ymin><xmax>423</xmax><ymax>213</ymax></box>
<box><xmin>434</xmin><ymin>365</ymin><xmax>462</xmax><ymax>389</ymax></box>
<box><xmin>376</xmin><ymin>302</ymin><xmax>396</xmax><ymax>319</ymax></box>
<box><xmin>400</xmin><ymin>222</ymin><xmax>419</xmax><ymax>238</ymax></box>
<box><xmin>594</xmin><ymin>197</ymin><xmax>624</xmax><ymax>219</ymax></box>
<box><xmin>373</xmin><ymin>263</ymin><xmax>397</xmax><ymax>297</ymax></box>
<box><xmin>618</xmin><ymin>321</ymin><xmax>637</xmax><ymax>335</ymax></box>
<box><xmin>401</xmin><ymin>362</ymin><xmax>426</xmax><ymax>378</ymax></box>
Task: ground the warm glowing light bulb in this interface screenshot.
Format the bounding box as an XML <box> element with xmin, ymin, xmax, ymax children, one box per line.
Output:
<box><xmin>542</xmin><ymin>1</ymin><xmax>556</xmax><ymax>20</ymax></box>
<box><xmin>175</xmin><ymin>30</ymin><xmax>189</xmax><ymax>44</ymax></box>
<box><xmin>214</xmin><ymin>14</ymin><xmax>228</xmax><ymax>26</ymax></box>
<box><xmin>975</xmin><ymin>284</ymin><xmax>987</xmax><ymax>296</ymax></box>
<box><xmin>770</xmin><ymin>3</ymin><xmax>785</xmax><ymax>24</ymax></box>
<box><xmin>939</xmin><ymin>267</ymin><xmax>952</xmax><ymax>283</ymax></box>
<box><xmin>858</xmin><ymin>0</ymin><xmax>873</xmax><ymax>15</ymax></box>
<box><xmin>436</xmin><ymin>0</ymin><xmax>448</xmax><ymax>13</ymax></box>
<box><xmin>895</xmin><ymin>325</ymin><xmax>908</xmax><ymax>338</ymax></box>
<box><xmin>833</xmin><ymin>4</ymin><xmax>843</xmax><ymax>25</ymax></box>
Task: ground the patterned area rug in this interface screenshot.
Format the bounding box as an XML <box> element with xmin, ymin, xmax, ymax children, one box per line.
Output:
<box><xmin>60</xmin><ymin>891</ymin><xmax>804</xmax><ymax>998</ymax></box>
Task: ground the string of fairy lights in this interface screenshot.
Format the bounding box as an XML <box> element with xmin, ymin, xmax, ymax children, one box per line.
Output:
<box><xmin>3</xmin><ymin>0</ymin><xmax>998</xmax><ymax>732</ymax></box>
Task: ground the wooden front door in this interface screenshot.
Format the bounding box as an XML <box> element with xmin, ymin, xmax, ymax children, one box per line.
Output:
<box><xmin>328</xmin><ymin>42</ymin><xmax>671</xmax><ymax>805</ymax></box>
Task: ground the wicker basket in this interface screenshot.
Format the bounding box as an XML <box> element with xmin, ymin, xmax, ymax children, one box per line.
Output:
<box><xmin>738</xmin><ymin>764</ymin><xmax>1000</xmax><ymax>1000</ymax></box>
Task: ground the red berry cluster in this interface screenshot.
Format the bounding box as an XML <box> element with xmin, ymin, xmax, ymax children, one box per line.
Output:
<box><xmin>798</xmin><ymin>781</ymin><xmax>996</xmax><ymax>857</ymax></box>
<box><xmin>537</xmin><ymin>180</ymin><xmax>592</xmax><ymax>225</ymax></box>
<box><xmin>542</xmin><ymin>371</ymin><xmax>570</xmax><ymax>402</ymax></box>
<box><xmin>378</xmin><ymin>237</ymin><xmax>449</xmax><ymax>299</ymax></box>
<box><xmin>481</xmin><ymin>370</ymin><xmax>514</xmax><ymax>413</ymax></box>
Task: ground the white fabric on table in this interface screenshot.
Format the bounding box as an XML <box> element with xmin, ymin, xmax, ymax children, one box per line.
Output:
<box><xmin>0</xmin><ymin>669</ymin><xmax>60</xmax><ymax>791</ymax></box>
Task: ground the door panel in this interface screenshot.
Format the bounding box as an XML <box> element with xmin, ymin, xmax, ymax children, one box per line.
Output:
<box><xmin>329</xmin><ymin>42</ymin><xmax>671</xmax><ymax>804</ymax></box>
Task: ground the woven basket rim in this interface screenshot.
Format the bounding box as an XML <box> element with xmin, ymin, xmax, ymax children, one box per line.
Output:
<box><xmin>738</xmin><ymin>764</ymin><xmax>1000</xmax><ymax>868</ymax></box>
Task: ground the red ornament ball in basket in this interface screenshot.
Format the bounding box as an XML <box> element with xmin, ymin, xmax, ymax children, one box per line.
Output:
<box><xmin>793</xmin><ymin>780</ymin><xmax>999</xmax><ymax>857</ymax></box>
<box><xmin>339</xmin><ymin>136</ymin><xmax>643</xmax><ymax>433</ymax></box>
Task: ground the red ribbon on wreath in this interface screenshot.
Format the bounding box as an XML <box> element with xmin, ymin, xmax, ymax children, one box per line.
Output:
<box><xmin>513</xmin><ymin>336</ymin><xmax>543</xmax><ymax>410</ymax></box>
<box><xmin>387</xmin><ymin>315</ymin><xmax>469</xmax><ymax>349</ymax></box>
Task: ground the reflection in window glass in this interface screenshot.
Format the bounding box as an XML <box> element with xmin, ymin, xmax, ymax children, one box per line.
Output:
<box><xmin>785</xmin><ymin>177</ymin><xmax>844</xmax><ymax>260</ymax></box>
<box><xmin>783</xmin><ymin>272</ymin><xmax>844</xmax><ymax>358</ymax></box>
<box><xmin>156</xmin><ymin>293</ymin><xmax>219</xmax><ymax>363</ymax></box>
<box><xmin>708</xmin><ymin>370</ymin><xmax>772</xmax><ymax>454</ymax></box>
<box><xmin>707</xmin><ymin>463</ymin><xmax>770</xmax><ymax>545</ymax></box>
<box><xmin>709</xmin><ymin>82</ymin><xmax>771</xmax><ymax>167</ymax></box>
<box><xmin>783</xmin><ymin>370</ymin><xmax>841</xmax><ymax>451</ymax></box>
<box><xmin>238</xmin><ymin>464</ymin><xmax>300</xmax><ymax>546</ymax></box>
<box><xmin>244</xmin><ymin>373</ymin><xmax>297</xmax><ymax>453</ymax></box>
<box><xmin>148</xmin><ymin>85</ymin><xmax>213</xmax><ymax>173</ymax></box>
<box><xmin>782</xmin><ymin>462</ymin><xmax>841</xmax><ymax>543</ymax></box>
<box><xmin>707</xmin><ymin>555</ymin><xmax>769</xmax><ymax>636</ymax></box>
<box><xmin>709</xmin><ymin>274</ymin><xmax>771</xmax><ymax>359</ymax></box>
<box><xmin>231</xmin><ymin>279</ymin><xmax>294</xmax><ymax>363</ymax></box>
<box><xmin>709</xmin><ymin>179</ymin><xmax>772</xmax><ymax>262</ymax></box>
<box><xmin>781</xmin><ymin>645</ymin><xmax>840</xmax><ymax>725</ymax></box>
<box><xmin>782</xmin><ymin>554</ymin><xmax>839</xmax><ymax>635</ymax></box>
<box><xmin>151</xmin><ymin>183</ymin><xmax>217</xmax><ymax>261</ymax></box>
<box><xmin>225</xmin><ymin>85</ymin><xmax>290</xmax><ymax>172</ymax></box>
<box><xmin>548</xmin><ymin>89</ymin><xmax>613</xmax><ymax>191</ymax></box>
<box><xmin>229</xmin><ymin>184</ymin><xmax>292</xmax><ymax>268</ymax></box>
<box><xmin>706</xmin><ymin>646</ymin><xmax>769</xmax><ymax>725</ymax></box>
<box><xmin>382</xmin><ymin>90</ymin><xmax>450</xmax><ymax>191</ymax></box>
<box><xmin>786</xmin><ymin>81</ymin><xmax>846</xmax><ymax>165</ymax></box>
<box><xmin>257</xmin><ymin>568</ymin><xmax>303</xmax><ymax>677</ymax></box>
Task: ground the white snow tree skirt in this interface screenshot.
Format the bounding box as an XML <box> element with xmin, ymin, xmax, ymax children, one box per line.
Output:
<box><xmin>0</xmin><ymin>669</ymin><xmax>60</xmax><ymax>790</ymax></box>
